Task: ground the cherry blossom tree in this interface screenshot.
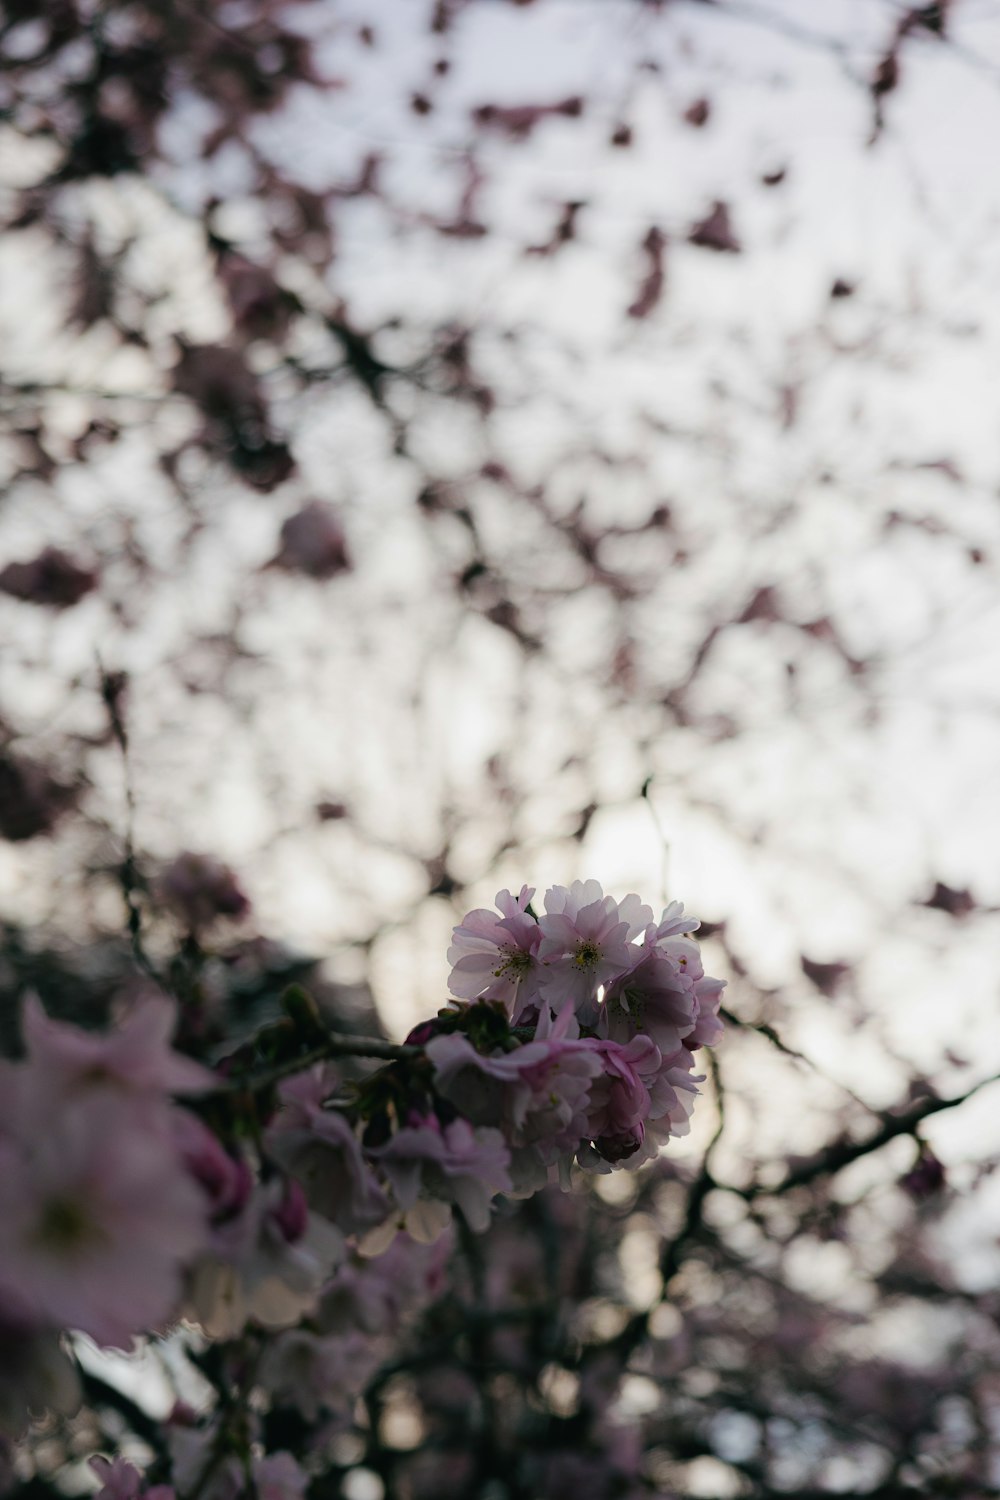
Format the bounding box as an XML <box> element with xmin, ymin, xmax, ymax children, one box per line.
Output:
<box><xmin>2</xmin><ymin>2</ymin><xmax>1000</xmax><ymax>1498</ymax></box>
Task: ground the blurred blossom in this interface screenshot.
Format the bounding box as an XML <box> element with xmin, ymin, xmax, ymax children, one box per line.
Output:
<box><xmin>258</xmin><ymin>1328</ymin><xmax>382</xmax><ymax>1421</ymax></box>
<box><xmin>273</xmin><ymin>501</ymin><xmax>351</xmax><ymax>579</ymax></box>
<box><xmin>157</xmin><ymin>852</ymin><xmax>251</xmax><ymax>931</ymax></box>
<box><xmin>18</xmin><ymin>992</ymin><xmax>213</xmax><ymax>1104</ymax></box>
<box><xmin>90</xmin><ymin>1457</ymin><xmax>174</xmax><ymax>1500</ymax></box>
<box><xmin>369</xmin><ymin>1115</ymin><xmax>512</xmax><ymax>1235</ymax></box>
<box><xmin>0</xmin><ymin>752</ymin><xmax>77</xmax><ymax>842</ymax></box>
<box><xmin>0</xmin><ymin>547</ymin><xmax>98</xmax><ymax>609</ymax></box>
<box><xmin>265</xmin><ymin>1065</ymin><xmax>389</xmax><ymax>1234</ymax></box>
<box><xmin>253</xmin><ymin>1452</ymin><xmax>309</xmax><ymax>1500</ymax></box>
<box><xmin>220</xmin><ymin>253</ymin><xmax>295</xmax><ymax>344</ymax></box>
<box><xmin>185</xmin><ymin>1178</ymin><xmax>343</xmax><ymax>1338</ymax></box>
<box><xmin>0</xmin><ymin>1089</ymin><xmax>207</xmax><ymax>1348</ymax></box>
<box><xmin>901</xmin><ymin>1143</ymin><xmax>947</xmax><ymax>1199</ymax></box>
<box><xmin>317</xmin><ymin>1232</ymin><xmax>453</xmax><ymax>1335</ymax></box>
<box><xmin>169</xmin><ymin>1429</ymin><xmax>305</xmax><ymax>1500</ymax></box>
<box><xmin>172</xmin><ymin>1111</ymin><xmax>253</xmax><ymax>1220</ymax></box>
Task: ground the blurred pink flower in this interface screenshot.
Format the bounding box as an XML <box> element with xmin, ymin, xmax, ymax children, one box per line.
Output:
<box><xmin>371</xmin><ymin>1115</ymin><xmax>511</xmax><ymax>1232</ymax></box>
<box><xmin>186</xmin><ymin>1178</ymin><xmax>344</xmax><ymax>1338</ymax></box>
<box><xmin>265</xmin><ymin>1065</ymin><xmax>388</xmax><ymax>1234</ymax></box>
<box><xmin>172</xmin><ymin>1111</ymin><xmax>253</xmax><ymax>1219</ymax></box>
<box><xmin>274</xmin><ymin>501</ymin><xmax>350</xmax><ymax>578</ymax></box>
<box><xmin>0</xmin><ymin>1090</ymin><xmax>208</xmax><ymax>1348</ymax></box>
<box><xmin>169</xmin><ymin>1431</ymin><xmax>304</xmax><ymax>1500</ymax></box>
<box><xmin>158</xmin><ymin>852</ymin><xmax>250</xmax><ymax>931</ymax></box>
<box><xmin>19</xmin><ymin>993</ymin><xmax>213</xmax><ymax>1103</ymax></box>
<box><xmin>254</xmin><ymin>1452</ymin><xmax>309</xmax><ymax>1500</ymax></box>
<box><xmin>318</xmin><ymin>1231</ymin><xmax>453</xmax><ymax>1335</ymax></box>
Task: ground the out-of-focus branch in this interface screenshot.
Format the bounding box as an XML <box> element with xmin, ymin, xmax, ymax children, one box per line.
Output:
<box><xmin>739</xmin><ymin>1068</ymin><xmax>1000</xmax><ymax>1199</ymax></box>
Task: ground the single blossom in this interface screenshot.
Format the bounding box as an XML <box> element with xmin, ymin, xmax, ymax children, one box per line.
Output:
<box><xmin>265</xmin><ymin>1065</ymin><xmax>389</xmax><ymax>1234</ymax></box>
<box><xmin>172</xmin><ymin>1111</ymin><xmax>253</xmax><ymax>1220</ymax></box>
<box><xmin>576</xmin><ymin>1041</ymin><xmax>705</xmax><ymax>1173</ymax></box>
<box><xmin>0</xmin><ymin>1090</ymin><xmax>208</xmax><ymax>1348</ymax></box>
<box><xmin>688</xmin><ymin>973</ymin><xmax>725</xmax><ymax>1048</ymax></box>
<box><xmin>90</xmin><ymin>1457</ymin><xmax>174</xmax><ymax>1500</ymax></box>
<box><xmin>537</xmin><ymin>883</ymin><xmax>635</xmax><ymax>1016</ymax></box>
<box><xmin>254</xmin><ymin>1452</ymin><xmax>310</xmax><ymax>1500</ymax></box>
<box><xmin>650</xmin><ymin>930</ymin><xmax>704</xmax><ymax>984</ymax></box>
<box><xmin>369</xmin><ymin>1115</ymin><xmax>512</xmax><ymax>1234</ymax></box>
<box><xmin>629</xmin><ymin>1048</ymin><xmax>705</xmax><ymax>1164</ymax></box>
<box><xmin>447</xmin><ymin>885</ymin><xmax>545</xmax><ymax>1019</ymax></box>
<box><xmin>648</xmin><ymin>899</ymin><xmax>701</xmax><ymax>943</ymax></box>
<box><xmin>157</xmin><ymin>852</ymin><xmax>250</xmax><ymax>931</ymax></box>
<box><xmin>600</xmin><ymin>947</ymin><xmax>698</xmax><ymax>1055</ymax></box>
<box><xmin>274</xmin><ymin>500</ymin><xmax>351</xmax><ymax>578</ymax></box>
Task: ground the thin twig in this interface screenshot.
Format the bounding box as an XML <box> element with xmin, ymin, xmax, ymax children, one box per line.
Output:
<box><xmin>98</xmin><ymin>663</ymin><xmax>159</xmax><ymax>984</ymax></box>
<box><xmin>738</xmin><ymin>1069</ymin><xmax>1000</xmax><ymax>1200</ymax></box>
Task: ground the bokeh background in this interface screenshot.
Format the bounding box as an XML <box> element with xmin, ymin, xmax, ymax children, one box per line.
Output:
<box><xmin>4</xmin><ymin>2</ymin><xmax>1000</xmax><ymax>1494</ymax></box>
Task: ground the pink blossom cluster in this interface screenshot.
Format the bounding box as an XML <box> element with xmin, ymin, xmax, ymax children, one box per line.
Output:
<box><xmin>0</xmin><ymin>879</ymin><xmax>722</xmax><ymax>1450</ymax></box>
<box><xmin>441</xmin><ymin>881</ymin><xmax>724</xmax><ymax>1179</ymax></box>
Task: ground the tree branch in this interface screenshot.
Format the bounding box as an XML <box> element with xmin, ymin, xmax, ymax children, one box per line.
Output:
<box><xmin>739</xmin><ymin>1069</ymin><xmax>1000</xmax><ymax>1199</ymax></box>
